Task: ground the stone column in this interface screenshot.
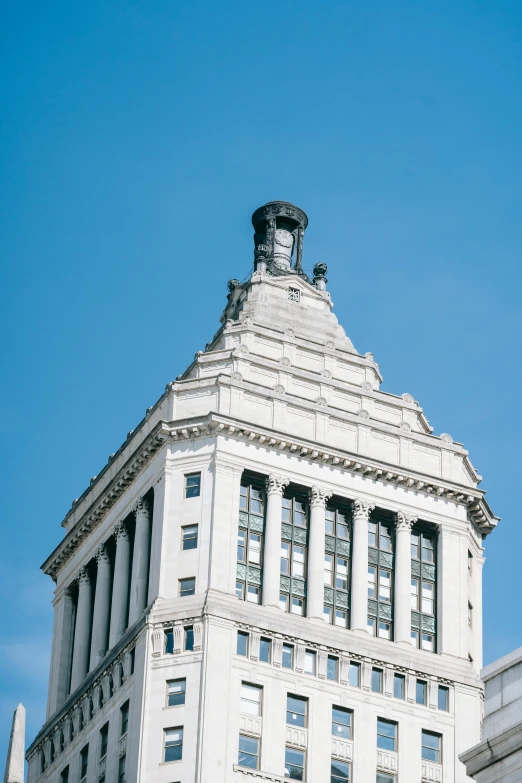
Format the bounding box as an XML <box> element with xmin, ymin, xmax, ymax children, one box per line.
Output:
<box><xmin>307</xmin><ymin>486</ymin><xmax>332</xmax><ymax>620</ymax></box>
<box><xmin>48</xmin><ymin>587</ymin><xmax>76</xmax><ymax>714</ymax></box>
<box><xmin>128</xmin><ymin>498</ymin><xmax>152</xmax><ymax>626</ymax></box>
<box><xmin>109</xmin><ymin>522</ymin><xmax>131</xmax><ymax>648</ymax></box>
<box><xmin>70</xmin><ymin>568</ymin><xmax>93</xmax><ymax>693</ymax></box>
<box><xmin>262</xmin><ymin>475</ymin><xmax>289</xmax><ymax>608</ymax></box>
<box><xmin>395</xmin><ymin>511</ymin><xmax>417</xmax><ymax>645</ymax></box>
<box><xmin>89</xmin><ymin>544</ymin><xmax>112</xmax><ymax>669</ymax></box>
<box><xmin>350</xmin><ymin>498</ymin><xmax>374</xmax><ymax>633</ymax></box>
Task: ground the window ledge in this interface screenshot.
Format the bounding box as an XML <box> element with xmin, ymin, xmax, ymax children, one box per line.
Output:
<box><xmin>233</xmin><ymin>765</ymin><xmax>299</xmax><ymax>782</ymax></box>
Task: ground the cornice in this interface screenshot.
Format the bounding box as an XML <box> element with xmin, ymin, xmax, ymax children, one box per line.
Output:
<box><xmin>43</xmin><ymin>408</ymin><xmax>498</xmax><ymax>582</ymax></box>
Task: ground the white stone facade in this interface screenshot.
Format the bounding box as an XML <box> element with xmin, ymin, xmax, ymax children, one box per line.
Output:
<box><xmin>26</xmin><ymin>207</ymin><xmax>498</xmax><ymax>783</ymax></box>
<box><xmin>460</xmin><ymin>646</ymin><xmax>522</xmax><ymax>782</ymax></box>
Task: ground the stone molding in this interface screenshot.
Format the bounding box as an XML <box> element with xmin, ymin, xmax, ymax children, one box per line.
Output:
<box><xmin>309</xmin><ymin>486</ymin><xmax>333</xmax><ymax>507</ymax></box>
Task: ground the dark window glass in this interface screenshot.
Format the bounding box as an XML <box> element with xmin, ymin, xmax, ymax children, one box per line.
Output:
<box><xmin>393</xmin><ymin>674</ymin><xmax>405</xmax><ymax>700</ymax></box>
<box><xmin>80</xmin><ymin>746</ymin><xmax>89</xmax><ymax>781</ymax></box>
<box><xmin>179</xmin><ymin>577</ymin><xmax>195</xmax><ymax>597</ymax></box>
<box><xmin>184</xmin><ymin>626</ymin><xmax>194</xmax><ymax>651</ymax></box>
<box><xmin>349</xmin><ymin>662</ymin><xmax>360</xmax><ymax>687</ymax></box>
<box><xmin>164</xmin><ymin>728</ymin><xmax>183</xmax><ymax>762</ymax></box>
<box><xmin>280</xmin><ymin>493</ymin><xmax>308</xmax><ymax>615</ymax></box>
<box><xmin>282</xmin><ymin>644</ymin><xmax>294</xmax><ymax>669</ymax></box>
<box><xmin>117</xmin><ymin>755</ymin><xmax>125</xmax><ymax>783</ymax></box>
<box><xmin>120</xmin><ymin>702</ymin><xmax>129</xmax><ymax>737</ymax></box>
<box><xmin>416</xmin><ymin>680</ymin><xmax>427</xmax><ymax>705</ymax></box>
<box><xmin>182</xmin><ymin>525</ymin><xmax>198</xmax><ymax>550</ymax></box>
<box><xmin>327</xmin><ymin>655</ymin><xmax>338</xmax><ymax>681</ymax></box>
<box><xmin>371</xmin><ymin>668</ymin><xmax>383</xmax><ymax>693</ymax></box>
<box><xmin>237</xmin><ymin>631</ymin><xmax>248</xmax><ymax>657</ymax></box>
<box><xmin>286</xmin><ymin>695</ymin><xmax>307</xmax><ymax>728</ymax></box>
<box><xmin>331</xmin><ymin>759</ymin><xmax>350</xmax><ymax>782</ymax></box>
<box><xmin>167</xmin><ymin>679</ymin><xmax>186</xmax><ymax>707</ymax></box>
<box><xmin>185</xmin><ymin>473</ymin><xmax>201</xmax><ymax>498</ymax></box>
<box><xmin>259</xmin><ymin>637</ymin><xmax>271</xmax><ymax>663</ymax></box>
<box><xmin>284</xmin><ymin>747</ymin><xmax>305</xmax><ymax>780</ymax></box>
<box><xmin>129</xmin><ymin>647</ymin><xmax>135</xmax><ymax>674</ymax></box>
<box><xmin>60</xmin><ymin>767</ymin><xmax>69</xmax><ymax>783</ymax></box>
<box><xmin>377</xmin><ymin>719</ymin><xmax>397</xmax><ymax>752</ymax></box>
<box><xmin>165</xmin><ymin>630</ymin><xmax>174</xmax><ymax>654</ymax></box>
<box><xmin>99</xmin><ymin>724</ymin><xmax>109</xmax><ymax>759</ymax></box>
<box><xmin>332</xmin><ymin>707</ymin><xmax>352</xmax><ymax>740</ymax></box>
<box><xmin>422</xmin><ymin>731</ymin><xmax>441</xmax><ymax>763</ymax></box>
<box><xmin>376</xmin><ymin>775</ymin><xmax>395</xmax><ymax>783</ymax></box>
<box><xmin>238</xmin><ymin>735</ymin><xmax>259</xmax><ymax>769</ymax></box>
<box><xmin>438</xmin><ymin>685</ymin><xmax>449</xmax><ymax>711</ymax></box>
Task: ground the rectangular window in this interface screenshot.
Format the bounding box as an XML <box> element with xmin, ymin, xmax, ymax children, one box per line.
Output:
<box><xmin>411</xmin><ymin>527</ymin><xmax>437</xmax><ymax>651</ymax></box>
<box><xmin>331</xmin><ymin>759</ymin><xmax>351</xmax><ymax>782</ymax></box>
<box><xmin>120</xmin><ymin>701</ymin><xmax>129</xmax><ymax>737</ymax></box>
<box><xmin>117</xmin><ymin>755</ymin><xmax>125</xmax><ymax>783</ymax></box>
<box><xmin>438</xmin><ymin>685</ymin><xmax>449</xmax><ymax>711</ymax></box>
<box><xmin>368</xmin><ymin>514</ymin><xmax>395</xmax><ymax>638</ymax></box>
<box><xmin>184</xmin><ymin>625</ymin><xmax>194</xmax><ymax>651</ymax></box>
<box><xmin>287</xmin><ymin>695</ymin><xmax>307</xmax><ymax>728</ymax></box>
<box><xmin>79</xmin><ymin>746</ymin><xmax>89</xmax><ymax>783</ymax></box>
<box><xmin>164</xmin><ymin>727</ymin><xmax>183</xmax><ymax>762</ymax></box>
<box><xmin>304</xmin><ymin>650</ymin><xmax>316</xmax><ymax>675</ymax></box>
<box><xmin>285</xmin><ymin>747</ymin><xmax>305</xmax><ymax>780</ymax></box>
<box><xmin>349</xmin><ymin>662</ymin><xmax>360</xmax><ymax>687</ymax></box>
<box><xmin>393</xmin><ymin>674</ymin><xmax>405</xmax><ymax>700</ymax></box>
<box><xmin>184</xmin><ymin>473</ymin><xmax>200</xmax><ymax>498</ymax></box>
<box><xmin>165</xmin><ymin>629</ymin><xmax>174</xmax><ymax>653</ymax></box>
<box><xmin>179</xmin><ymin>577</ymin><xmax>195</xmax><ymax>597</ymax></box>
<box><xmin>181</xmin><ymin>525</ymin><xmax>198</xmax><ymax>550</ymax></box>
<box><xmin>259</xmin><ymin>637</ymin><xmax>271</xmax><ymax>663</ymax></box>
<box><xmin>240</xmin><ymin>683</ymin><xmax>262</xmax><ymax>716</ymax></box>
<box><xmin>422</xmin><ymin>731</ymin><xmax>441</xmax><ymax>763</ymax></box>
<box><xmin>237</xmin><ymin>631</ymin><xmax>248</xmax><ymax>656</ymax></box>
<box><xmin>129</xmin><ymin>647</ymin><xmax>135</xmax><ymax>674</ymax></box>
<box><xmin>324</xmin><ymin>504</ymin><xmax>352</xmax><ymax>627</ymax></box>
<box><xmin>371</xmin><ymin>668</ymin><xmax>383</xmax><ymax>693</ymax></box>
<box><xmin>468</xmin><ymin>602</ymin><xmax>473</xmax><ymax>628</ymax></box>
<box><xmin>416</xmin><ymin>680</ymin><xmax>427</xmax><ymax>705</ymax></box>
<box><xmin>376</xmin><ymin>776</ymin><xmax>395</xmax><ymax>783</ymax></box>
<box><xmin>167</xmin><ymin>679</ymin><xmax>186</xmax><ymax>707</ymax></box>
<box><xmin>332</xmin><ymin>706</ymin><xmax>352</xmax><ymax>740</ymax></box>
<box><xmin>99</xmin><ymin>723</ymin><xmax>108</xmax><ymax>759</ymax></box>
<box><xmin>327</xmin><ymin>655</ymin><xmax>338</xmax><ymax>681</ymax></box>
<box><xmin>468</xmin><ymin>550</ymin><xmax>473</xmax><ymax>574</ymax></box>
<box><xmin>280</xmin><ymin>493</ymin><xmax>308</xmax><ymax>614</ymax></box>
<box><xmin>60</xmin><ymin>767</ymin><xmax>69</xmax><ymax>783</ymax></box>
<box><xmin>238</xmin><ymin>735</ymin><xmax>259</xmax><ymax>770</ymax></box>
<box><xmin>237</xmin><ymin>480</ymin><xmax>266</xmax><ymax>602</ymax></box>
<box><xmin>282</xmin><ymin>643</ymin><xmax>294</xmax><ymax>669</ymax></box>
<box><xmin>377</xmin><ymin>719</ymin><xmax>397</xmax><ymax>752</ymax></box>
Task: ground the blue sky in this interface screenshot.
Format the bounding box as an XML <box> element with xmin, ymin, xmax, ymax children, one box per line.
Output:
<box><xmin>1</xmin><ymin>0</ymin><xmax>521</xmax><ymax>761</ymax></box>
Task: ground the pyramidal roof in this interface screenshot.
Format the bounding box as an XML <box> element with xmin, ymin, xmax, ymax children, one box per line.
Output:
<box><xmin>43</xmin><ymin>201</ymin><xmax>498</xmax><ymax>581</ymax></box>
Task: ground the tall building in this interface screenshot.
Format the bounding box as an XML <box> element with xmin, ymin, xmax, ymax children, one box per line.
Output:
<box><xmin>25</xmin><ymin>202</ymin><xmax>499</xmax><ymax>783</ymax></box>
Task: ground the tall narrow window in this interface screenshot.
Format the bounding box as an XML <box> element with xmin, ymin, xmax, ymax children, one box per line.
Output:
<box><xmin>60</xmin><ymin>766</ymin><xmax>69</xmax><ymax>783</ymax></box>
<box><xmin>259</xmin><ymin>637</ymin><xmax>271</xmax><ymax>663</ymax></box>
<box><xmin>237</xmin><ymin>478</ymin><xmax>265</xmax><ymax>604</ymax></box>
<box><xmin>416</xmin><ymin>680</ymin><xmax>427</xmax><ymax>705</ymax></box>
<box><xmin>280</xmin><ymin>492</ymin><xmax>308</xmax><ymax>615</ymax></box>
<box><xmin>238</xmin><ymin>735</ymin><xmax>259</xmax><ymax>770</ymax></box>
<box><xmin>286</xmin><ymin>695</ymin><xmax>307</xmax><ymax>728</ymax></box>
<box><xmin>411</xmin><ymin>527</ymin><xmax>437</xmax><ymax>651</ymax></box>
<box><xmin>282</xmin><ymin>643</ymin><xmax>294</xmax><ymax>669</ymax></box>
<box><xmin>120</xmin><ymin>702</ymin><xmax>129</xmax><ymax>737</ymax></box>
<box><xmin>164</xmin><ymin>728</ymin><xmax>183</xmax><ymax>762</ymax></box>
<box><xmin>324</xmin><ymin>503</ymin><xmax>352</xmax><ymax>628</ymax></box>
<box><xmin>236</xmin><ymin>631</ymin><xmax>248</xmax><ymax>656</ymax></box>
<box><xmin>99</xmin><ymin>723</ymin><xmax>109</xmax><ymax>759</ymax></box>
<box><xmin>331</xmin><ymin>760</ymin><xmax>351</xmax><ymax>782</ymax></box>
<box><xmin>240</xmin><ymin>683</ymin><xmax>262</xmax><ymax>716</ymax></box>
<box><xmin>371</xmin><ymin>668</ymin><xmax>383</xmax><ymax>693</ymax></box>
<box><xmin>284</xmin><ymin>747</ymin><xmax>305</xmax><ymax>780</ymax></box>
<box><xmin>349</xmin><ymin>662</ymin><xmax>360</xmax><ymax>687</ymax></box>
<box><xmin>181</xmin><ymin>525</ymin><xmax>198</xmax><ymax>550</ymax></box>
<box><xmin>184</xmin><ymin>473</ymin><xmax>200</xmax><ymax>498</ymax></box>
<box><xmin>167</xmin><ymin>679</ymin><xmax>186</xmax><ymax>707</ymax></box>
<box><xmin>332</xmin><ymin>706</ymin><xmax>352</xmax><ymax>740</ymax></box>
<box><xmin>438</xmin><ymin>685</ymin><xmax>449</xmax><ymax>711</ymax></box>
<box><xmin>377</xmin><ymin>719</ymin><xmax>397</xmax><ymax>752</ymax></box>
<box><xmin>79</xmin><ymin>746</ymin><xmax>89</xmax><ymax>783</ymax></box>
<box><xmin>117</xmin><ymin>755</ymin><xmax>125</xmax><ymax>783</ymax></box>
<box><xmin>367</xmin><ymin>513</ymin><xmax>394</xmax><ymax>639</ymax></box>
<box><xmin>179</xmin><ymin>577</ymin><xmax>195</xmax><ymax>597</ymax></box>
<box><xmin>327</xmin><ymin>655</ymin><xmax>339</xmax><ymax>681</ymax></box>
<box><xmin>422</xmin><ymin>731</ymin><xmax>441</xmax><ymax>763</ymax></box>
<box><xmin>393</xmin><ymin>674</ymin><xmax>405</xmax><ymax>700</ymax></box>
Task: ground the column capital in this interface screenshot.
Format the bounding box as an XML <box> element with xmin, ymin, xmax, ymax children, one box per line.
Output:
<box><xmin>76</xmin><ymin>566</ymin><xmax>91</xmax><ymax>587</ymax></box>
<box><xmin>95</xmin><ymin>543</ymin><xmax>111</xmax><ymax>566</ymax></box>
<box><xmin>114</xmin><ymin>521</ymin><xmax>130</xmax><ymax>542</ymax></box>
<box><xmin>265</xmin><ymin>474</ymin><xmax>289</xmax><ymax>496</ymax></box>
<box><xmin>309</xmin><ymin>486</ymin><xmax>332</xmax><ymax>507</ymax></box>
<box><xmin>134</xmin><ymin>497</ymin><xmax>151</xmax><ymax>517</ymax></box>
<box><xmin>397</xmin><ymin>510</ymin><xmax>418</xmax><ymax>531</ymax></box>
<box><xmin>353</xmin><ymin>498</ymin><xmax>375</xmax><ymax>519</ymax></box>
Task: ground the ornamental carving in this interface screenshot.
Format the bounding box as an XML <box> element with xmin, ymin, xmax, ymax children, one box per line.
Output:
<box><xmin>265</xmin><ymin>475</ymin><xmax>289</xmax><ymax>496</ymax></box>
<box><xmin>397</xmin><ymin>511</ymin><xmax>418</xmax><ymax>532</ymax></box>
<box><xmin>231</xmin><ymin>372</ymin><xmax>243</xmax><ymax>381</ymax></box>
<box><xmin>238</xmin><ymin>344</ymin><xmax>249</xmax><ymax>354</ymax></box>
<box><xmin>285</xmin><ymin>328</ymin><xmax>295</xmax><ymax>339</ymax></box>
<box><xmin>326</xmin><ymin>341</ymin><xmax>335</xmax><ymax>350</ymax></box>
<box><xmin>361</xmin><ymin>381</ymin><xmax>372</xmax><ymax>391</ymax></box>
<box><xmin>440</xmin><ymin>433</ymin><xmax>453</xmax><ymax>443</ymax></box>
<box><xmin>134</xmin><ymin>498</ymin><xmax>150</xmax><ymax>518</ymax></box>
<box><xmin>400</xmin><ymin>422</ymin><xmax>412</xmax><ymax>432</ymax></box>
<box><xmin>273</xmin><ymin>384</ymin><xmax>286</xmax><ymax>394</ymax></box>
<box><xmin>227</xmin><ymin>279</ymin><xmax>241</xmax><ymax>293</ymax></box>
<box><xmin>77</xmin><ymin>566</ymin><xmax>91</xmax><ymax>587</ymax></box>
<box><xmin>280</xmin><ymin>357</ymin><xmax>291</xmax><ymax>367</ymax></box>
<box><xmin>309</xmin><ymin>486</ymin><xmax>332</xmax><ymax>507</ymax></box>
<box><xmin>402</xmin><ymin>393</ymin><xmax>414</xmax><ymax>403</ymax></box>
<box><xmin>353</xmin><ymin>498</ymin><xmax>375</xmax><ymax>519</ymax></box>
<box><xmin>358</xmin><ymin>409</ymin><xmax>370</xmax><ymax>420</ymax></box>
<box><xmin>95</xmin><ymin>544</ymin><xmax>110</xmax><ymax>566</ymax></box>
<box><xmin>315</xmin><ymin>396</ymin><xmax>328</xmax><ymax>407</ymax></box>
<box><xmin>114</xmin><ymin>522</ymin><xmax>130</xmax><ymax>542</ymax></box>
<box><xmin>321</xmin><ymin>369</ymin><xmax>332</xmax><ymax>379</ymax></box>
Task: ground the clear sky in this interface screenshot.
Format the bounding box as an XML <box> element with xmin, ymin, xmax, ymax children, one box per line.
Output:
<box><xmin>1</xmin><ymin>0</ymin><xmax>521</xmax><ymax>761</ymax></box>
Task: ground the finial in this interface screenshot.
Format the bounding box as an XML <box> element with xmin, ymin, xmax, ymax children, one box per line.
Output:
<box><xmin>251</xmin><ymin>201</ymin><xmax>309</xmax><ymax>278</ymax></box>
<box><xmin>313</xmin><ymin>262</ymin><xmax>328</xmax><ymax>291</ymax></box>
